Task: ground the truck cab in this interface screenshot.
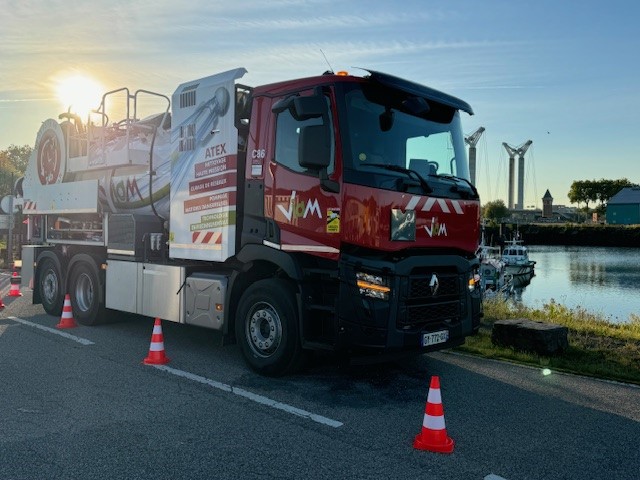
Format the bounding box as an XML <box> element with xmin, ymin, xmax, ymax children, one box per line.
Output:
<box><xmin>236</xmin><ymin>70</ymin><xmax>481</xmax><ymax>368</ymax></box>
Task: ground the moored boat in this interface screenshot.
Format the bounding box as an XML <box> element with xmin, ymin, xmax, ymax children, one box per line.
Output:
<box><xmin>477</xmin><ymin>242</ymin><xmax>511</xmax><ymax>296</ymax></box>
<box><xmin>501</xmin><ymin>238</ymin><xmax>536</xmax><ymax>276</ymax></box>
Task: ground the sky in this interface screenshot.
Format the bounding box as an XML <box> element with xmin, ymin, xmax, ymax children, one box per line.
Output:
<box><xmin>1</xmin><ymin>0</ymin><xmax>638</xmax><ymax>207</ymax></box>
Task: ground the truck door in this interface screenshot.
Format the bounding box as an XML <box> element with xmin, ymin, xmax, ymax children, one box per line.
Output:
<box><xmin>265</xmin><ymin>89</ymin><xmax>341</xmax><ymax>259</ymax></box>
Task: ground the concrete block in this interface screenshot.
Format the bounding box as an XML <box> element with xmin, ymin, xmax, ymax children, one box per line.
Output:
<box><xmin>491</xmin><ymin>318</ymin><xmax>568</xmax><ymax>355</ymax></box>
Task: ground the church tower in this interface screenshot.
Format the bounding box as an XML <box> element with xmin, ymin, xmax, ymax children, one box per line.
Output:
<box><xmin>542</xmin><ymin>190</ymin><xmax>553</xmax><ymax>218</ymax></box>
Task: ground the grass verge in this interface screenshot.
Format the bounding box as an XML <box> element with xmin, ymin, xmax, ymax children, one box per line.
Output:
<box><xmin>454</xmin><ymin>298</ymin><xmax>640</xmax><ymax>386</ymax></box>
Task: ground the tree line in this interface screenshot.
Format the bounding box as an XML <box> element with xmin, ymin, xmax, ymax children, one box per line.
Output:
<box><xmin>482</xmin><ymin>177</ymin><xmax>636</xmax><ymax>222</ymax></box>
<box><xmin>567</xmin><ymin>178</ymin><xmax>635</xmax><ymax>211</ymax></box>
<box><xmin>0</xmin><ymin>144</ymin><xmax>31</xmax><ymax>198</ymax></box>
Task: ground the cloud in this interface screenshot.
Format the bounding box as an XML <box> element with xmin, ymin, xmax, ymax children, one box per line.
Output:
<box><xmin>1</xmin><ymin>0</ymin><xmax>525</xmax><ymax>101</ymax></box>
<box><xmin>0</xmin><ymin>98</ymin><xmax>54</xmax><ymax>104</ymax></box>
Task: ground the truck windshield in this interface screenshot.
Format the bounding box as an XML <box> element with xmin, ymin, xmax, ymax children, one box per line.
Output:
<box><xmin>340</xmin><ymin>83</ymin><xmax>470</xmax><ymax>192</ymax></box>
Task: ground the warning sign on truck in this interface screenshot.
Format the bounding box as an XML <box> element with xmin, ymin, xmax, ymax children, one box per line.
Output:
<box><xmin>169</xmin><ymin>69</ymin><xmax>246</xmax><ymax>262</ymax></box>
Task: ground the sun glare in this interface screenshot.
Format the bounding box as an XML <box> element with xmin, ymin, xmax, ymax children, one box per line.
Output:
<box><xmin>55</xmin><ymin>74</ymin><xmax>104</xmax><ymax>119</ymax></box>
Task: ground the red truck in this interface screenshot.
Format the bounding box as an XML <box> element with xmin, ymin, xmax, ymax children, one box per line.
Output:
<box><xmin>19</xmin><ymin>67</ymin><xmax>481</xmax><ymax>375</ymax></box>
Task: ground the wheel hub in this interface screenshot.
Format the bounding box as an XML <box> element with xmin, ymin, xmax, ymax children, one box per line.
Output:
<box><xmin>74</xmin><ymin>273</ymin><xmax>94</xmax><ymax>313</ymax></box>
<box><xmin>247</xmin><ymin>302</ymin><xmax>282</xmax><ymax>357</ymax></box>
<box><xmin>43</xmin><ymin>270</ymin><xmax>58</xmax><ymax>303</ymax></box>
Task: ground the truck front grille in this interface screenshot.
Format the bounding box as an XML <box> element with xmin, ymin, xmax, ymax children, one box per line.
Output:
<box><xmin>399</xmin><ymin>272</ymin><xmax>462</xmax><ymax>330</ymax></box>
<box><xmin>409</xmin><ymin>274</ymin><xmax>459</xmax><ymax>298</ymax></box>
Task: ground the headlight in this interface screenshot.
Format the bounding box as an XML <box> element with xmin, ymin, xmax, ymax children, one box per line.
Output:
<box><xmin>356</xmin><ymin>272</ymin><xmax>391</xmax><ymax>300</ymax></box>
<box><xmin>468</xmin><ymin>271</ymin><xmax>480</xmax><ymax>291</ymax></box>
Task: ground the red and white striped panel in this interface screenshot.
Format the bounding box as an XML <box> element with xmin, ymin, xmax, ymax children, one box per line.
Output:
<box><xmin>23</xmin><ymin>201</ymin><xmax>37</xmax><ymax>211</ymax></box>
<box><xmin>192</xmin><ymin>231</ymin><xmax>223</xmax><ymax>245</ymax></box>
<box><xmin>404</xmin><ymin>196</ymin><xmax>465</xmax><ymax>215</ymax></box>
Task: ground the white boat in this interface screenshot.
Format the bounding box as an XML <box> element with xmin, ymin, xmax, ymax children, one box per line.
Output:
<box><xmin>501</xmin><ymin>238</ymin><xmax>536</xmax><ymax>276</ymax></box>
<box><xmin>476</xmin><ymin>229</ymin><xmax>538</xmax><ymax>298</ymax></box>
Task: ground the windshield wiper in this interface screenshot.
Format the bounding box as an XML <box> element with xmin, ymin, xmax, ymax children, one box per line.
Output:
<box><xmin>361</xmin><ymin>163</ymin><xmax>433</xmax><ymax>193</ymax></box>
<box><xmin>457</xmin><ymin>178</ymin><xmax>480</xmax><ymax>199</ymax></box>
<box><xmin>436</xmin><ymin>174</ymin><xmax>479</xmax><ymax>200</ymax></box>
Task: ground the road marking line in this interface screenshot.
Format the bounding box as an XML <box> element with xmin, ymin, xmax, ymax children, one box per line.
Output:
<box><xmin>152</xmin><ymin>364</ymin><xmax>344</xmax><ymax>428</ymax></box>
<box><xmin>485</xmin><ymin>475</ymin><xmax>510</xmax><ymax>480</ymax></box>
<box><xmin>8</xmin><ymin>316</ymin><xmax>95</xmax><ymax>346</ymax></box>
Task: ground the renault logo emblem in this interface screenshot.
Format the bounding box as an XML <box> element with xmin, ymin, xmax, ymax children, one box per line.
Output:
<box><xmin>429</xmin><ymin>273</ymin><xmax>439</xmax><ymax>296</ymax></box>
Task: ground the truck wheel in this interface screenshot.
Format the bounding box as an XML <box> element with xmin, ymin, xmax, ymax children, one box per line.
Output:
<box><xmin>235</xmin><ymin>279</ymin><xmax>304</xmax><ymax>376</ymax></box>
<box><xmin>38</xmin><ymin>258</ymin><xmax>64</xmax><ymax>317</ymax></box>
<box><xmin>69</xmin><ymin>261</ymin><xmax>107</xmax><ymax>326</ymax></box>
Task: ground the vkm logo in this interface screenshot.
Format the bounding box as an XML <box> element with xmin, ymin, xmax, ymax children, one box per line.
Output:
<box><xmin>111</xmin><ymin>177</ymin><xmax>144</xmax><ymax>205</ymax></box>
<box><xmin>277</xmin><ymin>190</ymin><xmax>321</xmax><ymax>222</ymax></box>
<box><xmin>424</xmin><ymin>217</ymin><xmax>448</xmax><ymax>237</ymax></box>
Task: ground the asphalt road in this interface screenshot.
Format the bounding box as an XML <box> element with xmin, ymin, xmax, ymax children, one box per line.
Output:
<box><xmin>1</xmin><ymin>291</ymin><xmax>639</xmax><ymax>480</ymax></box>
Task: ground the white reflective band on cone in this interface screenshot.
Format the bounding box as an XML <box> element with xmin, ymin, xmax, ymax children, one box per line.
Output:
<box><xmin>423</xmin><ymin>413</ymin><xmax>446</xmax><ymax>430</ymax></box>
<box><xmin>149</xmin><ymin>342</ymin><xmax>165</xmax><ymax>351</ymax></box>
<box><xmin>427</xmin><ymin>389</ymin><xmax>442</xmax><ymax>404</ymax></box>
<box><xmin>153</xmin><ymin>326</ymin><xmax>162</xmax><ymax>334</ymax></box>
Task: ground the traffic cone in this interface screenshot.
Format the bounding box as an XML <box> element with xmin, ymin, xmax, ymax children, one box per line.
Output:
<box><xmin>413</xmin><ymin>375</ymin><xmax>455</xmax><ymax>453</ymax></box>
<box><xmin>8</xmin><ymin>271</ymin><xmax>22</xmax><ymax>297</ymax></box>
<box><xmin>143</xmin><ymin>317</ymin><xmax>170</xmax><ymax>365</ymax></box>
<box><xmin>0</xmin><ymin>297</ymin><xmax>5</xmax><ymax>309</ymax></box>
<box><xmin>56</xmin><ymin>294</ymin><xmax>77</xmax><ymax>329</ymax></box>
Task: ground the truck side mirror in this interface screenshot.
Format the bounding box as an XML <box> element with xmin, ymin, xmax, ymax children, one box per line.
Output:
<box><xmin>272</xmin><ymin>95</ymin><xmax>326</xmax><ymax>120</ymax></box>
<box><xmin>298</xmin><ymin>125</ymin><xmax>330</xmax><ymax>169</ymax></box>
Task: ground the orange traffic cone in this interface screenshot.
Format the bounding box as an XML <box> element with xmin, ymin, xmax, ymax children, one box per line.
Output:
<box><xmin>8</xmin><ymin>271</ymin><xmax>22</xmax><ymax>297</ymax></box>
<box><xmin>56</xmin><ymin>294</ymin><xmax>77</xmax><ymax>329</ymax></box>
<box><xmin>413</xmin><ymin>375</ymin><xmax>454</xmax><ymax>453</ymax></box>
<box><xmin>143</xmin><ymin>317</ymin><xmax>170</xmax><ymax>365</ymax></box>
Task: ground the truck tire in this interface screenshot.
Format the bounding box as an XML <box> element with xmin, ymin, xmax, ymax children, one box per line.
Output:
<box><xmin>69</xmin><ymin>261</ymin><xmax>107</xmax><ymax>326</ymax></box>
<box><xmin>235</xmin><ymin>279</ymin><xmax>304</xmax><ymax>376</ymax></box>
<box><xmin>38</xmin><ymin>257</ymin><xmax>64</xmax><ymax>317</ymax></box>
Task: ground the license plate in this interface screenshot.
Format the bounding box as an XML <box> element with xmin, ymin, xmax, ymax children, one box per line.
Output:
<box><xmin>421</xmin><ymin>330</ymin><xmax>449</xmax><ymax>347</ymax></box>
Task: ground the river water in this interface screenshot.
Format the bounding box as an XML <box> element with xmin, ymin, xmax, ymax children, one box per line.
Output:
<box><xmin>513</xmin><ymin>245</ymin><xmax>640</xmax><ymax>324</ymax></box>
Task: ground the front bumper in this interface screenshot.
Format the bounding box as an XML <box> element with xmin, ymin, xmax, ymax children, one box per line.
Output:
<box><xmin>337</xmin><ymin>252</ymin><xmax>481</xmax><ymax>352</ymax></box>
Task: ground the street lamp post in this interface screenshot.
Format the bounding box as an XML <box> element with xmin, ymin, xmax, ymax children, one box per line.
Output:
<box><xmin>7</xmin><ymin>172</ymin><xmax>14</xmax><ymax>267</ymax></box>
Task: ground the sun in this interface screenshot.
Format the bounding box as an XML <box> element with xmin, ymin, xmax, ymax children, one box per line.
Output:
<box><xmin>55</xmin><ymin>73</ymin><xmax>104</xmax><ymax>119</ymax></box>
